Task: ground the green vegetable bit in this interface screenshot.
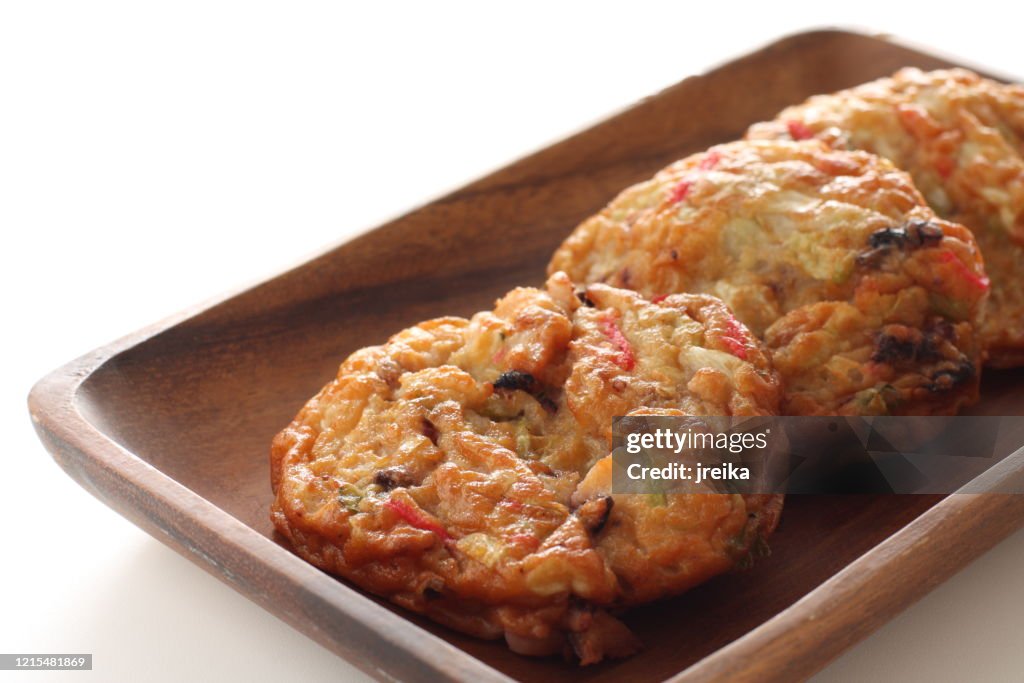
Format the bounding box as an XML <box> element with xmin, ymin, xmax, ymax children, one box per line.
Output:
<box><xmin>338</xmin><ymin>483</ymin><xmax>363</xmax><ymax>513</ymax></box>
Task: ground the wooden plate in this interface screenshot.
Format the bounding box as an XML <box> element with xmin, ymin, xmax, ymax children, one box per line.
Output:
<box><xmin>29</xmin><ymin>29</ymin><xmax>1024</xmax><ymax>683</ymax></box>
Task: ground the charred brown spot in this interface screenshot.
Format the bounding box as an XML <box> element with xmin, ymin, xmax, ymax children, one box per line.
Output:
<box><xmin>576</xmin><ymin>496</ymin><xmax>614</xmax><ymax>535</ymax></box>
<box><xmin>576</xmin><ymin>289</ymin><xmax>596</xmax><ymax>307</ymax></box>
<box><xmin>422</xmin><ymin>577</ymin><xmax>445</xmax><ymax>600</ymax></box>
<box><xmin>373</xmin><ymin>466</ymin><xmax>415</xmax><ymax>491</ymax></box>
<box><xmin>873</xmin><ymin>322</ymin><xmax>953</xmax><ymax>365</ymax></box>
<box><xmin>421</xmin><ymin>417</ymin><xmax>439</xmax><ymax>445</ymax></box>
<box><xmin>619</xmin><ymin>268</ymin><xmax>632</xmax><ymax>287</ymax></box>
<box><xmin>859</xmin><ymin>220</ymin><xmax>944</xmax><ymax>267</ymax></box>
<box><xmin>493</xmin><ymin>370</ymin><xmax>537</xmax><ymax>392</ymax></box>
<box><xmin>928</xmin><ymin>359</ymin><xmax>976</xmax><ymax>392</ymax></box>
<box><xmin>670</xmin><ymin>249</ymin><xmax>679</xmax><ymax>261</ymax></box>
<box><xmin>493</xmin><ymin>370</ymin><xmax>559</xmax><ymax>413</ymax></box>
<box><xmin>868</xmin><ymin>220</ymin><xmax>944</xmax><ymax>249</ymax></box>
<box><xmin>535</xmin><ymin>391</ymin><xmax>559</xmax><ymax>414</ymax></box>
<box><xmin>872</xmin><ymin>324</ymin><xmax>919</xmax><ymax>364</ymax></box>
<box><xmin>907</xmin><ymin>220</ymin><xmax>945</xmax><ymax>247</ymax></box>
<box><xmin>872</xmin><ymin>334</ymin><xmax>917</xmax><ymax>363</ymax></box>
<box><xmin>874</xmin><ymin>331</ymin><xmax>944</xmax><ymax>364</ymax></box>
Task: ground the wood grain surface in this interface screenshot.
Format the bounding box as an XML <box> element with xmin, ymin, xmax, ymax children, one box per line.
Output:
<box><xmin>29</xmin><ymin>29</ymin><xmax>1024</xmax><ymax>683</ymax></box>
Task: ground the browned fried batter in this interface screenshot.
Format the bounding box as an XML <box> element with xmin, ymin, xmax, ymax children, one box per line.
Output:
<box><xmin>271</xmin><ymin>273</ymin><xmax>782</xmax><ymax>663</ymax></box>
<box><xmin>747</xmin><ymin>68</ymin><xmax>1024</xmax><ymax>366</ymax></box>
<box><xmin>549</xmin><ymin>139</ymin><xmax>987</xmax><ymax>415</ymax></box>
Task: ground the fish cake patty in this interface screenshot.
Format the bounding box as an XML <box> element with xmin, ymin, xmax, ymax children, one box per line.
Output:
<box><xmin>270</xmin><ymin>273</ymin><xmax>781</xmax><ymax>664</ymax></box>
<box><xmin>549</xmin><ymin>140</ymin><xmax>987</xmax><ymax>416</ymax></box>
<box><xmin>747</xmin><ymin>68</ymin><xmax>1024</xmax><ymax>367</ymax></box>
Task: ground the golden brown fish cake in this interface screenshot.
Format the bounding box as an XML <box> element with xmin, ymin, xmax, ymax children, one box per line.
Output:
<box><xmin>270</xmin><ymin>273</ymin><xmax>781</xmax><ymax>664</ymax></box>
<box><xmin>747</xmin><ymin>68</ymin><xmax>1024</xmax><ymax>367</ymax></box>
<box><xmin>549</xmin><ymin>140</ymin><xmax>987</xmax><ymax>416</ymax></box>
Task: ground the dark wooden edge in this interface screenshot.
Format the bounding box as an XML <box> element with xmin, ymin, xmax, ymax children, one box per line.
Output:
<box><xmin>26</xmin><ymin>28</ymin><xmax>1024</xmax><ymax>683</ymax></box>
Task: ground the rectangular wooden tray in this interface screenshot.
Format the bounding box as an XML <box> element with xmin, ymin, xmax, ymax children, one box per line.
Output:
<box><xmin>29</xmin><ymin>29</ymin><xmax>1024</xmax><ymax>683</ymax></box>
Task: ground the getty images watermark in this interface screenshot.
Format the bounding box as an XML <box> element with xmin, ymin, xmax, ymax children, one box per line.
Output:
<box><xmin>612</xmin><ymin>415</ymin><xmax>1024</xmax><ymax>495</ymax></box>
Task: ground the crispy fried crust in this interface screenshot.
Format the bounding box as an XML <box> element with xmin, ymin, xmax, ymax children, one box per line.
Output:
<box><xmin>747</xmin><ymin>68</ymin><xmax>1024</xmax><ymax>367</ymax></box>
<box><xmin>548</xmin><ymin>140</ymin><xmax>987</xmax><ymax>416</ymax></box>
<box><xmin>270</xmin><ymin>273</ymin><xmax>782</xmax><ymax>664</ymax></box>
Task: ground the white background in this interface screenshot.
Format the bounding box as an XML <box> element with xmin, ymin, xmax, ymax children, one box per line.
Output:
<box><xmin>4</xmin><ymin>2</ymin><xmax>1024</xmax><ymax>681</ymax></box>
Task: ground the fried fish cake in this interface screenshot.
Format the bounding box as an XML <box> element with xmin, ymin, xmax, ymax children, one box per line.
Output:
<box><xmin>549</xmin><ymin>140</ymin><xmax>987</xmax><ymax>416</ymax></box>
<box><xmin>270</xmin><ymin>273</ymin><xmax>781</xmax><ymax>664</ymax></box>
<box><xmin>747</xmin><ymin>68</ymin><xmax>1024</xmax><ymax>367</ymax></box>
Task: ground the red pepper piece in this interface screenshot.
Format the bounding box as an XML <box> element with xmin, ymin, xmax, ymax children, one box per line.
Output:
<box><xmin>650</xmin><ymin>294</ymin><xmax>670</xmax><ymax>304</ymax></box>
<box><xmin>938</xmin><ymin>250</ymin><xmax>990</xmax><ymax>292</ymax></box>
<box><xmin>698</xmin><ymin>151</ymin><xmax>721</xmax><ymax>170</ymax></box>
<box><xmin>598</xmin><ymin>313</ymin><xmax>636</xmax><ymax>370</ymax></box>
<box><xmin>668</xmin><ymin>179</ymin><xmax>691</xmax><ymax>204</ymax></box>
<box><xmin>719</xmin><ymin>313</ymin><xmax>749</xmax><ymax>360</ymax></box>
<box><xmin>384</xmin><ymin>498</ymin><xmax>450</xmax><ymax>541</ymax></box>
<box><xmin>786</xmin><ymin>120</ymin><xmax>814</xmax><ymax>141</ymax></box>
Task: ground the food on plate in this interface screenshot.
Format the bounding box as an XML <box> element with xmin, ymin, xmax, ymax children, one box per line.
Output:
<box><xmin>270</xmin><ymin>272</ymin><xmax>782</xmax><ymax>664</ymax></box>
<box><xmin>549</xmin><ymin>139</ymin><xmax>987</xmax><ymax>415</ymax></box>
<box><xmin>747</xmin><ymin>68</ymin><xmax>1024</xmax><ymax>367</ymax></box>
